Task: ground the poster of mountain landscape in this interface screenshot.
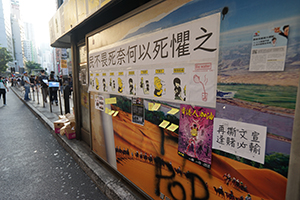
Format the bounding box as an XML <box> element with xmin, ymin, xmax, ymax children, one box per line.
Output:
<box><xmin>99</xmin><ymin>0</ymin><xmax>300</xmax><ymax>199</ymax></box>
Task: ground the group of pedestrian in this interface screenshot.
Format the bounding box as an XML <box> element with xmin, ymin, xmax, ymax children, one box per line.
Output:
<box><xmin>1</xmin><ymin>70</ymin><xmax>73</xmax><ymax>107</ymax></box>
<box><xmin>22</xmin><ymin>69</ymin><xmax>62</xmax><ymax>105</ymax></box>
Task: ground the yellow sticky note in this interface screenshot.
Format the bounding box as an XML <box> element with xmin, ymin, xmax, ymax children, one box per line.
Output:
<box><xmin>148</xmin><ymin>103</ymin><xmax>154</xmax><ymax>111</ymax></box>
<box><xmin>167</xmin><ymin>108</ymin><xmax>179</xmax><ymax>115</ymax></box>
<box><xmin>105</xmin><ymin>107</ymin><xmax>110</xmax><ymax>114</ymax></box>
<box><xmin>113</xmin><ymin>111</ymin><xmax>119</xmax><ymax>117</ymax></box>
<box><xmin>152</xmin><ymin>103</ymin><xmax>161</xmax><ymax>111</ymax></box>
<box><xmin>167</xmin><ymin>123</ymin><xmax>179</xmax><ymax>132</ymax></box>
<box><xmin>105</xmin><ymin>97</ymin><xmax>117</xmax><ymax>104</ymax></box>
<box><xmin>108</xmin><ymin>110</ymin><xmax>115</xmax><ymax>115</ymax></box>
<box><xmin>159</xmin><ymin>120</ymin><xmax>170</xmax><ymax>128</ymax></box>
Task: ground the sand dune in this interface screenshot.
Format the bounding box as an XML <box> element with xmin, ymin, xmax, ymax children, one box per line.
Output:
<box><xmin>112</xmin><ymin>106</ymin><xmax>287</xmax><ymax>200</ymax></box>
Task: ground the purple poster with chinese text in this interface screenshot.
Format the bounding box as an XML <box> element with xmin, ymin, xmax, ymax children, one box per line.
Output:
<box><xmin>178</xmin><ymin>104</ymin><xmax>215</xmax><ymax>169</ymax></box>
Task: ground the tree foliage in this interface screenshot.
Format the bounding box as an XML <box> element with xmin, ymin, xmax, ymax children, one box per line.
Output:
<box><xmin>264</xmin><ymin>152</ymin><xmax>289</xmax><ymax>177</ymax></box>
<box><xmin>213</xmin><ymin>150</ymin><xmax>289</xmax><ymax>177</ymax></box>
<box><xmin>25</xmin><ymin>61</ymin><xmax>42</xmax><ymax>74</ymax></box>
<box><xmin>0</xmin><ymin>47</ymin><xmax>13</xmax><ymax>74</ymax></box>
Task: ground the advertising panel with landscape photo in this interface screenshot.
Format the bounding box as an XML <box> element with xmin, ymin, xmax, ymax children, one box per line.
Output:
<box><xmin>88</xmin><ymin>0</ymin><xmax>300</xmax><ymax>199</ymax></box>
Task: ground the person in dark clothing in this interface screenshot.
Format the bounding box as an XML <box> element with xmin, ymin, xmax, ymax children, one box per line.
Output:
<box><xmin>30</xmin><ymin>75</ymin><xmax>35</xmax><ymax>92</ymax></box>
<box><xmin>10</xmin><ymin>76</ymin><xmax>14</xmax><ymax>87</ymax></box>
<box><xmin>39</xmin><ymin>70</ymin><xmax>49</xmax><ymax>103</ymax></box>
<box><xmin>0</xmin><ymin>76</ymin><xmax>9</xmax><ymax>105</ymax></box>
<box><xmin>49</xmin><ymin>74</ymin><xmax>58</xmax><ymax>106</ymax></box>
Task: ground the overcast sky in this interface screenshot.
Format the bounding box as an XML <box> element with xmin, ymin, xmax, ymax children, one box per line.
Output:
<box><xmin>19</xmin><ymin>0</ymin><xmax>56</xmax><ymax>46</ymax></box>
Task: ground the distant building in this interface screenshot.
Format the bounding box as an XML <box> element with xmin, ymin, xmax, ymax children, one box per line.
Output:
<box><xmin>23</xmin><ymin>22</ymin><xmax>38</xmax><ymax>63</ymax></box>
<box><xmin>39</xmin><ymin>42</ymin><xmax>53</xmax><ymax>74</ymax></box>
<box><xmin>0</xmin><ymin>0</ymin><xmax>54</xmax><ymax>74</ymax></box>
<box><xmin>11</xmin><ymin>15</ymin><xmax>25</xmax><ymax>72</ymax></box>
<box><xmin>11</xmin><ymin>0</ymin><xmax>27</xmax><ymax>73</ymax></box>
<box><xmin>0</xmin><ymin>0</ymin><xmax>15</xmax><ymax>69</ymax></box>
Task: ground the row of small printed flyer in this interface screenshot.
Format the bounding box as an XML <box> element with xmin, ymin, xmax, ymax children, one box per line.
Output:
<box><xmin>54</xmin><ymin>113</ymin><xmax>76</xmax><ymax>140</ymax></box>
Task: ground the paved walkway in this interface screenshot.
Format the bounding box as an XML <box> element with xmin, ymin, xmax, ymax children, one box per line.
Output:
<box><xmin>11</xmin><ymin>85</ymin><xmax>74</xmax><ymax>120</ymax></box>
<box><xmin>9</xmin><ymin>85</ymin><xmax>142</xmax><ymax>200</ymax></box>
<box><xmin>0</xmin><ymin>90</ymin><xmax>108</xmax><ymax>200</ymax></box>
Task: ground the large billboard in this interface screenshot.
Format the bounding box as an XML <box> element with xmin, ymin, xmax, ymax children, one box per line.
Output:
<box><xmin>88</xmin><ymin>0</ymin><xmax>300</xmax><ymax>199</ymax></box>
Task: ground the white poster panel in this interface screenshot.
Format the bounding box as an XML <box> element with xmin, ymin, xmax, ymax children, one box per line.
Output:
<box><xmin>88</xmin><ymin>71</ymin><xmax>96</xmax><ymax>92</ymax></box>
<box><xmin>187</xmin><ymin>62</ymin><xmax>216</xmax><ymax>107</ymax></box>
<box><xmin>169</xmin><ymin>66</ymin><xmax>188</xmax><ymax>102</ymax></box>
<box><xmin>116</xmin><ymin>70</ymin><xmax>126</xmax><ymax>94</ymax></box>
<box><xmin>62</xmin><ymin>68</ymin><xmax>68</xmax><ymax>76</ymax></box>
<box><xmin>94</xmin><ymin>72</ymin><xmax>101</xmax><ymax>92</ymax></box>
<box><xmin>249</xmin><ymin>24</ymin><xmax>289</xmax><ymax>71</ymax></box>
<box><xmin>152</xmin><ymin>67</ymin><xmax>170</xmax><ymax>99</ymax></box>
<box><xmin>212</xmin><ymin>118</ymin><xmax>267</xmax><ymax>164</ymax></box>
<box><xmin>101</xmin><ymin>71</ymin><xmax>109</xmax><ymax>92</ymax></box>
<box><xmin>136</xmin><ymin>68</ymin><xmax>154</xmax><ymax>97</ymax></box>
<box><xmin>80</xmin><ymin>68</ymin><xmax>87</xmax><ymax>85</ymax></box>
<box><xmin>89</xmin><ymin>13</ymin><xmax>220</xmax><ymax>69</ymax></box>
<box><xmin>126</xmin><ymin>69</ymin><xmax>137</xmax><ymax>95</ymax></box>
<box><xmin>108</xmin><ymin>70</ymin><xmax>117</xmax><ymax>94</ymax></box>
<box><xmin>88</xmin><ymin>13</ymin><xmax>220</xmax><ymax>108</ymax></box>
<box><xmin>95</xmin><ymin>95</ymin><xmax>104</xmax><ymax>111</ymax></box>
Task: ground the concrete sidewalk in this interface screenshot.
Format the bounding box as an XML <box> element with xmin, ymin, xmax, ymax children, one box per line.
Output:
<box><xmin>10</xmin><ymin>85</ymin><xmax>143</xmax><ymax>200</ymax></box>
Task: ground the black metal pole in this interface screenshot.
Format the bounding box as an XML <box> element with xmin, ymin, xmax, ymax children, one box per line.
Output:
<box><xmin>42</xmin><ymin>88</ymin><xmax>45</xmax><ymax>108</ymax></box>
<box><xmin>49</xmin><ymin>88</ymin><xmax>52</xmax><ymax>113</ymax></box>
<box><xmin>37</xmin><ymin>86</ymin><xmax>40</xmax><ymax>104</ymax></box>
<box><xmin>32</xmin><ymin>87</ymin><xmax>35</xmax><ymax>101</ymax></box>
<box><xmin>58</xmin><ymin>88</ymin><xmax>63</xmax><ymax>115</ymax></box>
<box><xmin>63</xmin><ymin>85</ymin><xmax>70</xmax><ymax>114</ymax></box>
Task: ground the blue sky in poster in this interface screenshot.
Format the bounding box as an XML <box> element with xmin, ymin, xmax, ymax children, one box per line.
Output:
<box><xmin>215</xmin><ymin>0</ymin><xmax>300</xmax><ymax>31</ymax></box>
<box><xmin>125</xmin><ymin>0</ymin><xmax>300</xmax><ymax>48</ymax></box>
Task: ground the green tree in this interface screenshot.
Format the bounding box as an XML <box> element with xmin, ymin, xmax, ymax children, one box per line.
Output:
<box><xmin>0</xmin><ymin>47</ymin><xmax>13</xmax><ymax>74</ymax></box>
<box><xmin>25</xmin><ymin>61</ymin><xmax>42</xmax><ymax>74</ymax></box>
<box><xmin>264</xmin><ymin>152</ymin><xmax>289</xmax><ymax>177</ymax></box>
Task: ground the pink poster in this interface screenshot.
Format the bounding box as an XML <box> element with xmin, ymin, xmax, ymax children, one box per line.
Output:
<box><xmin>178</xmin><ymin>104</ymin><xmax>215</xmax><ymax>169</ymax></box>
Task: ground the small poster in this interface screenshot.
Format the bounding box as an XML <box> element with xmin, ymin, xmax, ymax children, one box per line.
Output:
<box><xmin>117</xmin><ymin>71</ymin><xmax>125</xmax><ymax>94</ymax></box>
<box><xmin>137</xmin><ymin>69</ymin><xmax>152</xmax><ymax>97</ymax></box>
<box><xmin>178</xmin><ymin>104</ymin><xmax>215</xmax><ymax>169</ymax></box>
<box><xmin>108</xmin><ymin>71</ymin><xmax>117</xmax><ymax>93</ymax></box>
<box><xmin>212</xmin><ymin>118</ymin><xmax>267</xmax><ymax>164</ymax></box>
<box><xmin>88</xmin><ymin>72</ymin><xmax>95</xmax><ymax>92</ymax></box>
<box><xmin>80</xmin><ymin>68</ymin><xmax>87</xmax><ymax>85</ymax></box>
<box><xmin>95</xmin><ymin>95</ymin><xmax>104</xmax><ymax>111</ymax></box>
<box><xmin>101</xmin><ymin>72</ymin><xmax>108</xmax><ymax>92</ymax></box>
<box><xmin>249</xmin><ymin>24</ymin><xmax>289</xmax><ymax>71</ymax></box>
<box><xmin>95</xmin><ymin>72</ymin><xmax>101</xmax><ymax>91</ymax></box>
<box><xmin>127</xmin><ymin>70</ymin><xmax>137</xmax><ymax>95</ymax></box>
<box><xmin>131</xmin><ymin>97</ymin><xmax>145</xmax><ymax>125</ymax></box>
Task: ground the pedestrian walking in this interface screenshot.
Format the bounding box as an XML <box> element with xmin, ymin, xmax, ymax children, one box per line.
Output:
<box><xmin>39</xmin><ymin>70</ymin><xmax>49</xmax><ymax>103</ymax></box>
<box><xmin>23</xmin><ymin>72</ymin><xmax>32</xmax><ymax>101</ymax></box>
<box><xmin>34</xmin><ymin>75</ymin><xmax>40</xmax><ymax>91</ymax></box>
<box><xmin>10</xmin><ymin>76</ymin><xmax>14</xmax><ymax>87</ymax></box>
<box><xmin>49</xmin><ymin>73</ymin><xmax>59</xmax><ymax>106</ymax></box>
<box><xmin>30</xmin><ymin>75</ymin><xmax>35</xmax><ymax>92</ymax></box>
<box><xmin>0</xmin><ymin>76</ymin><xmax>9</xmax><ymax>105</ymax></box>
